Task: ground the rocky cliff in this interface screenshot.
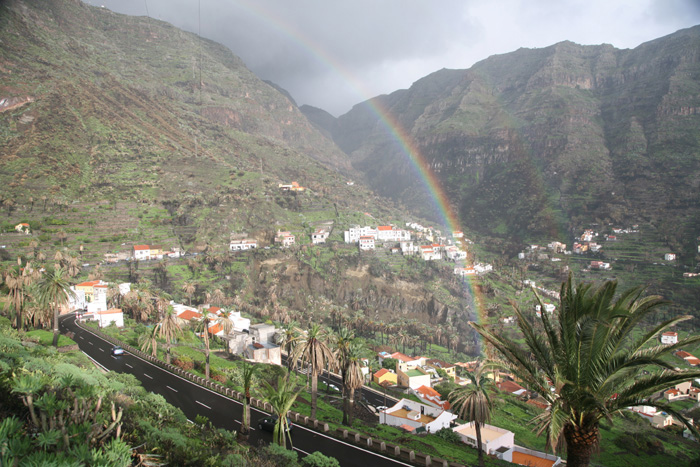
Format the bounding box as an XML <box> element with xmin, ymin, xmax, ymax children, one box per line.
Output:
<box><xmin>319</xmin><ymin>27</ymin><xmax>700</xmax><ymax>249</ymax></box>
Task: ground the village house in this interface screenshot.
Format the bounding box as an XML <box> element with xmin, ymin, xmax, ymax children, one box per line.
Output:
<box><xmin>453</xmin><ymin>422</ymin><xmax>514</xmax><ymax>455</ymax></box>
<box><xmin>420</xmin><ymin>245</ymin><xmax>442</xmax><ymax>261</ymax></box>
<box><xmin>174</xmin><ymin>308</ymin><xmax>202</xmax><ymax>326</ymax></box>
<box><xmin>229</xmin><ymin>239</ymin><xmax>257</xmax><ymax>251</ymax></box>
<box><xmin>547</xmin><ymin>241</ymin><xmax>566</xmax><ymax>253</ymax></box>
<box><xmin>94</xmin><ymin>308</ymin><xmax>124</xmax><ymax>328</ymax></box>
<box><xmin>500</xmin><ymin>316</ymin><xmax>515</xmax><ymax>324</ymax></box>
<box><xmin>454</xmin><ymin>266</ymin><xmax>476</xmax><ymax>277</ymax></box>
<box><xmin>411</xmin><ymin>385</ymin><xmax>451</xmax><ymax>410</ymax></box>
<box><xmin>311</xmin><ymin>227</ymin><xmax>331</xmax><ymax>244</ymax></box>
<box><xmin>474</xmin><ymin>263</ymin><xmax>493</xmax><ymax>275</ymax></box>
<box><xmin>132</xmin><ymin>245</ymin><xmax>150</xmax><ymax>261</ymax></box>
<box><xmin>590</xmin><ymin>261</ymin><xmax>611</xmax><ymax>270</ymax></box>
<box><xmin>344</xmin><ymin>225</ymin><xmax>378</xmax><ymax>243</ymax></box>
<box><xmin>426</xmin><ymin>359</ymin><xmax>456</xmax><ymax>380</ymax></box>
<box><xmin>675</xmin><ymin>350</ymin><xmax>700</xmax><ymax>366</ymax></box>
<box><xmin>227</xmin><ymin>323</ymin><xmax>281</xmax><ymax>366</ymax></box>
<box><xmin>444</xmin><ymin>245</ymin><xmax>467</xmax><ymax>260</ymax></box>
<box><xmin>400</xmin><ymin>241</ymin><xmax>418</xmax><ymax>255</ymax></box>
<box><xmin>278</xmin><ymin>181</ymin><xmax>305</xmax><ymax>192</ymax></box>
<box><xmin>274</xmin><ymin>230</ymin><xmax>295</xmax><ymax>248</ymax></box>
<box><xmin>606</xmin><ymin>235</ymin><xmax>617</xmax><ymax>241</ymax></box>
<box><xmin>380</xmin><ymin>398</ymin><xmax>457</xmax><ymax>433</ymax></box>
<box><xmin>397</xmin><ymin>361</ymin><xmax>431</xmax><ymax>389</ymax></box>
<box><xmin>535</xmin><ymin>303</ymin><xmax>556</xmax><ymax>317</ymax></box>
<box><xmin>373</xmin><ymin>368</ymin><xmax>398</xmax><ymax>386</ymax></box>
<box><xmin>661</xmin><ymin>331</ymin><xmax>678</xmax><ymax>345</ymax></box>
<box><xmin>359</xmin><ymin>236</ymin><xmax>375</xmax><ymax>251</ymax></box>
<box><xmin>376</xmin><ymin>225</ymin><xmax>411</xmax><ymax>242</ymax></box>
<box><xmin>497</xmin><ymin>380</ymin><xmax>528</xmax><ymax>397</ymax></box>
<box><xmin>14</xmin><ymin>223</ymin><xmax>30</xmax><ymax>234</ymax></box>
<box><xmin>452</xmin><ymin>231</ymin><xmax>464</xmax><ymax>238</ymax></box>
<box><xmin>665</xmin><ymin>253</ymin><xmax>676</xmax><ymax>261</ymax></box>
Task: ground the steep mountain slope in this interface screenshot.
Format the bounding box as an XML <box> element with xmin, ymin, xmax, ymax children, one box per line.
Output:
<box><xmin>0</xmin><ymin>0</ymin><xmax>354</xmax><ymax>207</ymax></box>
<box><xmin>323</xmin><ymin>28</ymin><xmax>700</xmax><ymax>250</ymax></box>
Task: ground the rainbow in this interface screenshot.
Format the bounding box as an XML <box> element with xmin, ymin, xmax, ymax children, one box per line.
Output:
<box><xmin>210</xmin><ymin>1</ymin><xmax>486</xmax><ymax>335</ymax></box>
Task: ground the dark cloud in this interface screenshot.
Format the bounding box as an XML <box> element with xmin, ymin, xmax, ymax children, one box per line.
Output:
<box><xmin>85</xmin><ymin>0</ymin><xmax>700</xmax><ymax>115</ymax></box>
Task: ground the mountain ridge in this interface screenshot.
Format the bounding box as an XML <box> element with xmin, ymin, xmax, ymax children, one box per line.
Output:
<box><xmin>307</xmin><ymin>25</ymin><xmax>700</xmax><ymax>254</ymax></box>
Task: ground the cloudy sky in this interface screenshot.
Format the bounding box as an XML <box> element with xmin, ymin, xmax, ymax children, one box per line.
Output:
<box><xmin>85</xmin><ymin>0</ymin><xmax>700</xmax><ymax>116</ymax></box>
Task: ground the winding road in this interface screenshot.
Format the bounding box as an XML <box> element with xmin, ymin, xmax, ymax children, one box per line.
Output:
<box><xmin>59</xmin><ymin>314</ymin><xmax>409</xmax><ymax>467</ymax></box>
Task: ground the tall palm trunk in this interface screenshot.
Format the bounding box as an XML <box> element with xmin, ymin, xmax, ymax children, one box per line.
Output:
<box><xmin>347</xmin><ymin>387</ymin><xmax>356</xmax><ymax>426</ymax></box>
<box><xmin>475</xmin><ymin>420</ymin><xmax>484</xmax><ymax>467</ymax></box>
<box><xmin>311</xmin><ymin>369</ymin><xmax>318</xmax><ymax>419</ymax></box>
<box><xmin>52</xmin><ymin>306</ymin><xmax>60</xmax><ymax>347</ymax></box>
<box><xmin>564</xmin><ymin>424</ymin><xmax>598</xmax><ymax>467</ymax></box>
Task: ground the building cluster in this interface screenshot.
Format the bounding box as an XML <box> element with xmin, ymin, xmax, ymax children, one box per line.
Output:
<box><xmin>68</xmin><ymin>280</ymin><xmax>130</xmax><ymax>328</ymax></box>
<box><xmin>131</xmin><ymin>244</ymin><xmax>182</xmax><ymax>260</ymax></box>
<box><xmin>373</xmin><ymin>348</ymin><xmax>562</xmax><ymax>466</ymax></box>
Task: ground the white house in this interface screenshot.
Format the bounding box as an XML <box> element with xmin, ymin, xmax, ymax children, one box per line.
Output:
<box><xmin>275</xmin><ymin>230</ymin><xmax>296</xmax><ymax>248</ymax></box>
<box><xmin>661</xmin><ymin>331</ymin><xmax>678</xmax><ymax>345</ymax></box>
<box><xmin>453</xmin><ymin>422</ymin><xmax>514</xmax><ymax>456</ymax></box>
<box><xmin>454</xmin><ymin>267</ymin><xmax>476</xmax><ymax>277</ymax></box>
<box><xmin>359</xmin><ymin>236</ymin><xmax>375</xmax><ymax>251</ymax></box>
<box><xmin>230</xmin><ymin>239</ymin><xmax>257</xmax><ymax>251</ymax></box>
<box><xmin>665</xmin><ymin>253</ymin><xmax>676</xmax><ymax>261</ymax></box>
<box><xmin>420</xmin><ymin>245</ymin><xmax>442</xmax><ymax>261</ymax></box>
<box><xmin>445</xmin><ymin>245</ymin><xmax>467</xmax><ymax>260</ymax></box>
<box><xmin>376</xmin><ymin>226</ymin><xmax>411</xmax><ymax>242</ymax></box>
<box><xmin>311</xmin><ymin>228</ymin><xmax>330</xmax><ymax>244</ymax></box>
<box><xmin>229</xmin><ymin>310</ymin><xmax>250</xmax><ymax>332</ymax></box>
<box><xmin>14</xmin><ymin>223</ymin><xmax>30</xmax><ymax>234</ymax></box>
<box><xmin>344</xmin><ymin>226</ymin><xmax>377</xmax><ymax>243</ymax></box>
<box><xmin>132</xmin><ymin>245</ymin><xmax>150</xmax><ymax>261</ymax></box>
<box><xmin>381</xmin><ymin>398</ymin><xmax>456</xmax><ymax>433</ymax></box>
<box><xmin>95</xmin><ymin>308</ymin><xmax>124</xmax><ymax>328</ymax></box>
<box><xmin>400</xmin><ymin>241</ymin><xmax>418</xmax><ymax>255</ymax></box>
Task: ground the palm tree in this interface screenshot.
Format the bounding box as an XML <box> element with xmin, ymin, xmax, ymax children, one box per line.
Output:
<box><xmin>291</xmin><ymin>324</ymin><xmax>336</xmax><ymax>419</ymax></box>
<box><xmin>341</xmin><ymin>340</ymin><xmax>365</xmax><ymax>426</ymax></box>
<box><xmin>239</xmin><ymin>361</ymin><xmax>258</xmax><ymax>438</ymax></box>
<box><xmin>182</xmin><ymin>281</ymin><xmax>195</xmax><ymax>306</ymax></box>
<box><xmin>261</xmin><ymin>375</ymin><xmax>301</xmax><ymax>448</ymax></box>
<box><xmin>470</xmin><ymin>275</ymin><xmax>700</xmax><ymax>467</ymax></box>
<box><xmin>35</xmin><ymin>267</ymin><xmax>75</xmax><ymax>347</ymax></box>
<box><xmin>198</xmin><ymin>308</ymin><xmax>212</xmax><ymax>379</ymax></box>
<box><xmin>3</xmin><ymin>266</ymin><xmax>30</xmax><ymax>330</ymax></box>
<box><xmin>333</xmin><ymin>326</ymin><xmax>355</xmax><ymax>422</ymax></box>
<box><xmin>139</xmin><ymin>325</ymin><xmax>159</xmax><ymax>357</ymax></box>
<box><xmin>276</xmin><ymin>321</ymin><xmax>301</xmax><ymax>371</ymax></box>
<box><xmin>157</xmin><ymin>305</ymin><xmax>182</xmax><ymax>364</ymax></box>
<box><xmin>448</xmin><ymin>363</ymin><xmax>493</xmax><ymax>467</ymax></box>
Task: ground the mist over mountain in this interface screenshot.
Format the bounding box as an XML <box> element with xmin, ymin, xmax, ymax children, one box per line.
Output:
<box><xmin>309</xmin><ymin>27</ymin><xmax>700</xmax><ymax>254</ymax></box>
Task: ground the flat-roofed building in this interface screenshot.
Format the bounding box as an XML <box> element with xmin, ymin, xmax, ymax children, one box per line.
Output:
<box><xmin>453</xmin><ymin>422</ymin><xmax>514</xmax><ymax>455</ymax></box>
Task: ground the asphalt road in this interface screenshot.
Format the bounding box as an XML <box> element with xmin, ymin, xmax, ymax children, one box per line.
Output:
<box><xmin>59</xmin><ymin>314</ymin><xmax>411</xmax><ymax>467</ymax></box>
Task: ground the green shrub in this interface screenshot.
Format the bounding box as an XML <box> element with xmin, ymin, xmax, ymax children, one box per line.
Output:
<box><xmin>302</xmin><ymin>451</ymin><xmax>341</xmax><ymax>467</ymax></box>
<box><xmin>260</xmin><ymin>443</ymin><xmax>298</xmax><ymax>466</ymax></box>
<box><xmin>435</xmin><ymin>427</ymin><xmax>461</xmax><ymax>444</ymax></box>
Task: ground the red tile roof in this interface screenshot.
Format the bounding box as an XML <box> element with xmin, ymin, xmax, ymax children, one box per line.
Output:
<box><xmin>374</xmin><ymin>368</ymin><xmax>390</xmax><ymax>378</ymax></box>
<box><xmin>676</xmin><ymin>351</ymin><xmax>693</xmax><ymax>358</ymax></box>
<box><xmin>76</xmin><ymin>280</ymin><xmax>101</xmax><ymax>287</ymax></box>
<box><xmin>378</xmin><ymin>226</ymin><xmax>392</xmax><ymax>231</ymax></box>
<box><xmin>390</xmin><ymin>352</ymin><xmax>414</xmax><ymax>362</ymax></box>
<box><xmin>208</xmin><ymin>323</ymin><xmax>223</xmax><ymax>335</ymax></box>
<box><xmin>133</xmin><ymin>245</ymin><xmax>150</xmax><ymax>250</ymax></box>
<box><xmin>177</xmin><ymin>309</ymin><xmax>202</xmax><ymax>321</ymax></box>
<box><xmin>662</xmin><ymin>331</ymin><xmax>678</xmax><ymax>336</ymax></box>
<box><xmin>497</xmin><ymin>380</ymin><xmax>526</xmax><ymax>394</ymax></box>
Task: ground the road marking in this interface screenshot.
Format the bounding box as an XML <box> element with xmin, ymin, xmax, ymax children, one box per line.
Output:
<box><xmin>81</xmin><ymin>351</ymin><xmax>108</xmax><ymax>372</ymax></box>
<box><xmin>166</xmin><ymin>386</ymin><xmax>178</xmax><ymax>392</ymax></box>
<box><xmin>125</xmin><ymin>363</ymin><xmax>133</xmax><ymax>369</ymax></box>
<box><xmin>88</xmin><ymin>341</ymin><xmax>93</xmax><ymax>345</ymax></box>
<box><xmin>69</xmin><ymin>319</ymin><xmax>410</xmax><ymax>465</ymax></box>
<box><xmin>79</xmin><ymin>336</ymin><xmax>84</xmax><ymax>340</ymax></box>
<box><xmin>144</xmin><ymin>373</ymin><xmax>153</xmax><ymax>379</ymax></box>
<box><xmin>98</xmin><ymin>348</ymin><xmax>104</xmax><ymax>352</ymax></box>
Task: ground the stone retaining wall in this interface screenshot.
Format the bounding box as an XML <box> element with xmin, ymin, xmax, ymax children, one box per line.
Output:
<box><xmin>73</xmin><ymin>321</ymin><xmax>465</xmax><ymax>467</ymax></box>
